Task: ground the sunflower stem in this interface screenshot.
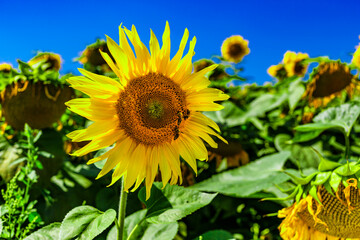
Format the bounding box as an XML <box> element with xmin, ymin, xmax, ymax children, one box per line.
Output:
<box><xmin>117</xmin><ymin>177</ymin><xmax>128</xmax><ymax>240</ymax></box>
<box><xmin>344</xmin><ymin>132</ymin><xmax>351</xmax><ymax>161</ymax></box>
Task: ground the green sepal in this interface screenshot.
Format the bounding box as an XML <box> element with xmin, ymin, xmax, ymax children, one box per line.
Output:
<box><xmin>323</xmin><ymin>181</ymin><xmax>335</xmax><ymax>196</ymax></box>
<box><xmin>274</xmin><ymin>184</ymin><xmax>297</xmax><ymax>194</ymax></box>
<box><xmin>283</xmin><ymin>170</ymin><xmax>317</xmax><ymax>185</ymax></box>
<box><xmin>309</xmin><ymin>185</ymin><xmax>322</xmax><ymax>205</ymax></box>
<box><xmin>262</xmin><ymin>185</ymin><xmax>300</xmax><ymax>202</ymax></box>
<box><xmin>311</xmin><ymin>172</ymin><xmax>331</xmax><ymax>186</ymax></box>
<box><xmin>318</xmin><ymin>155</ymin><xmax>341</xmax><ymax>172</ymax></box>
<box><xmin>334</xmin><ymin>161</ymin><xmax>360</xmax><ymax>176</ymax></box>
<box><xmin>329</xmin><ymin>172</ymin><xmax>342</xmax><ymax>193</ymax></box>
<box><xmin>295</xmin><ymin>185</ymin><xmax>304</xmax><ymax>203</ymax></box>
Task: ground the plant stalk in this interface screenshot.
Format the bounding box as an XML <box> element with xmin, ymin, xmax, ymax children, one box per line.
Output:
<box><xmin>117</xmin><ymin>177</ymin><xmax>128</xmax><ymax>240</ymax></box>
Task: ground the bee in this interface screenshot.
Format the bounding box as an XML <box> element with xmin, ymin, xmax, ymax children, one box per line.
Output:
<box><xmin>184</xmin><ymin>109</ymin><xmax>190</xmax><ymax>120</ymax></box>
<box><xmin>177</xmin><ymin>109</ymin><xmax>190</xmax><ymax>125</ymax></box>
<box><xmin>173</xmin><ymin>126</ymin><xmax>180</xmax><ymax>140</ymax></box>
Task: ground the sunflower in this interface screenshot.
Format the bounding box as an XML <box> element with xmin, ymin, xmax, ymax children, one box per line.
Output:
<box><xmin>279</xmin><ymin>178</ymin><xmax>360</xmax><ymax>240</ymax></box>
<box><xmin>352</xmin><ymin>37</ymin><xmax>360</xmax><ymax>69</ymax></box>
<box><xmin>28</xmin><ymin>52</ymin><xmax>62</xmax><ymax>71</ymax></box>
<box><xmin>221</xmin><ymin>35</ymin><xmax>250</xmax><ymax>63</ymax></box>
<box><xmin>304</xmin><ymin>61</ymin><xmax>357</xmax><ymax>108</ymax></box>
<box><xmin>193</xmin><ymin>59</ymin><xmax>229</xmax><ymax>81</ymax></box>
<box><xmin>66</xmin><ymin>22</ymin><xmax>229</xmax><ymax>198</ymax></box>
<box><xmin>267</xmin><ymin>64</ymin><xmax>287</xmax><ymax>80</ymax></box>
<box><xmin>208</xmin><ymin>141</ymin><xmax>249</xmax><ymax>168</ymax></box>
<box><xmin>0</xmin><ymin>63</ymin><xmax>12</xmax><ymax>73</ymax></box>
<box><xmin>283</xmin><ymin>51</ymin><xmax>309</xmax><ymax>77</ymax></box>
<box><xmin>77</xmin><ymin>39</ymin><xmax>113</xmax><ymax>74</ymax></box>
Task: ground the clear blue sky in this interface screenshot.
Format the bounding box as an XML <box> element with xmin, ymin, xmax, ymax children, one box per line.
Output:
<box><xmin>1</xmin><ymin>0</ymin><xmax>359</xmax><ymax>84</ymax></box>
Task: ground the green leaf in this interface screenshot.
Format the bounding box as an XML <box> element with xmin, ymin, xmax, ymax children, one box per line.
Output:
<box><xmin>288</xmin><ymin>79</ymin><xmax>305</xmax><ymax>111</ymax></box>
<box><xmin>78</xmin><ymin>209</ymin><xmax>116</xmax><ymax>240</ymax></box>
<box><xmin>291</xmin><ymin>130</ymin><xmax>324</xmax><ymax>143</ymax></box>
<box><xmin>59</xmin><ymin>205</ymin><xmax>114</xmax><ymax>240</ymax></box>
<box><xmin>295</xmin><ymin>122</ymin><xmax>344</xmax><ymax>134</ymax></box>
<box><xmin>24</xmin><ymin>223</ymin><xmax>61</xmax><ymax>240</ymax></box>
<box><xmin>246</xmin><ymin>93</ymin><xmax>287</xmax><ymax>118</ymax></box>
<box><xmin>193</xmin><ymin>230</ymin><xmax>234</xmax><ymax>240</ymax></box>
<box><xmin>138</xmin><ymin>184</ymin><xmax>217</xmax><ymax>224</ymax></box>
<box><xmin>313</xmin><ymin>102</ymin><xmax>360</xmax><ymax>135</ymax></box>
<box><xmin>190</xmin><ymin>151</ymin><xmax>291</xmax><ymax>197</ymax></box>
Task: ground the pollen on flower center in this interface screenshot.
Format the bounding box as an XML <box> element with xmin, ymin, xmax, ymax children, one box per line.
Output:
<box><xmin>116</xmin><ymin>72</ymin><xmax>188</xmax><ymax>145</ymax></box>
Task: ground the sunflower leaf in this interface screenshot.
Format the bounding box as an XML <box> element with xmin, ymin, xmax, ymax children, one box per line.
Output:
<box><xmin>58</xmin><ymin>205</ymin><xmax>115</xmax><ymax>240</ymax></box>
<box><xmin>288</xmin><ymin>79</ymin><xmax>305</xmax><ymax>111</ymax></box>
<box><xmin>24</xmin><ymin>223</ymin><xmax>61</xmax><ymax>240</ymax></box>
<box><xmin>318</xmin><ymin>157</ymin><xmax>341</xmax><ymax>172</ymax></box>
<box><xmin>312</xmin><ymin>171</ymin><xmax>331</xmax><ymax>185</ymax></box>
<box><xmin>190</xmin><ymin>151</ymin><xmax>291</xmax><ymax>197</ymax></box>
<box><xmin>334</xmin><ymin>161</ymin><xmax>360</xmax><ymax>176</ymax></box>
<box><xmin>138</xmin><ymin>183</ymin><xmax>217</xmax><ymax>224</ymax></box>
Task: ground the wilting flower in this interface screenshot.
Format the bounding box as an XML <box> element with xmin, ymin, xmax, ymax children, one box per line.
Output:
<box><xmin>66</xmin><ymin>22</ymin><xmax>229</xmax><ymax>198</ymax></box>
<box><xmin>283</xmin><ymin>51</ymin><xmax>309</xmax><ymax>77</ymax></box>
<box><xmin>28</xmin><ymin>52</ymin><xmax>62</xmax><ymax>71</ymax></box>
<box><xmin>279</xmin><ymin>178</ymin><xmax>360</xmax><ymax>240</ymax></box>
<box><xmin>77</xmin><ymin>39</ymin><xmax>113</xmax><ymax>74</ymax></box>
<box><xmin>221</xmin><ymin>35</ymin><xmax>250</xmax><ymax>63</ymax></box>
<box><xmin>304</xmin><ymin>61</ymin><xmax>357</xmax><ymax>108</ymax></box>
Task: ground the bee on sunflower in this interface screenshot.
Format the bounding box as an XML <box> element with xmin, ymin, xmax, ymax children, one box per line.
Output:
<box><xmin>0</xmin><ymin>53</ymin><xmax>73</xmax><ymax>130</ymax></box>
<box><xmin>66</xmin><ymin>22</ymin><xmax>229</xmax><ymax>199</ymax></box>
<box><xmin>303</xmin><ymin>60</ymin><xmax>358</xmax><ymax>108</ymax></box>
<box><xmin>221</xmin><ymin>35</ymin><xmax>250</xmax><ymax>63</ymax></box>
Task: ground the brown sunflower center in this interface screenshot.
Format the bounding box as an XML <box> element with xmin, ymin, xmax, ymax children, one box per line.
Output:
<box><xmin>312</xmin><ymin>62</ymin><xmax>353</xmax><ymax>98</ymax></box>
<box><xmin>294</xmin><ymin>61</ymin><xmax>305</xmax><ymax>75</ymax></box>
<box><xmin>228</xmin><ymin>43</ymin><xmax>244</xmax><ymax>57</ymax></box>
<box><xmin>116</xmin><ymin>73</ymin><xmax>188</xmax><ymax>145</ymax></box>
<box><xmin>298</xmin><ymin>183</ymin><xmax>360</xmax><ymax>238</ymax></box>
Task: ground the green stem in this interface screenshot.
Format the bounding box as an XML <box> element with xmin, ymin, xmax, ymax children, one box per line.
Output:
<box><xmin>117</xmin><ymin>177</ymin><xmax>128</xmax><ymax>240</ymax></box>
<box><xmin>126</xmin><ymin>219</ymin><xmax>144</xmax><ymax>240</ymax></box>
<box><xmin>344</xmin><ymin>132</ymin><xmax>350</xmax><ymax>161</ymax></box>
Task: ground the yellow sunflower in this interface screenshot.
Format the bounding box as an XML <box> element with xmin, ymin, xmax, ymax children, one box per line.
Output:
<box><xmin>283</xmin><ymin>51</ymin><xmax>309</xmax><ymax>77</ymax></box>
<box><xmin>352</xmin><ymin>37</ymin><xmax>360</xmax><ymax>69</ymax></box>
<box><xmin>0</xmin><ymin>63</ymin><xmax>12</xmax><ymax>73</ymax></box>
<box><xmin>279</xmin><ymin>178</ymin><xmax>360</xmax><ymax>240</ymax></box>
<box><xmin>28</xmin><ymin>52</ymin><xmax>62</xmax><ymax>71</ymax></box>
<box><xmin>221</xmin><ymin>35</ymin><xmax>250</xmax><ymax>63</ymax></box>
<box><xmin>267</xmin><ymin>64</ymin><xmax>288</xmax><ymax>80</ymax></box>
<box><xmin>66</xmin><ymin>22</ymin><xmax>229</xmax><ymax>199</ymax></box>
<box><xmin>304</xmin><ymin>61</ymin><xmax>357</xmax><ymax>108</ymax></box>
<box><xmin>78</xmin><ymin>39</ymin><xmax>113</xmax><ymax>73</ymax></box>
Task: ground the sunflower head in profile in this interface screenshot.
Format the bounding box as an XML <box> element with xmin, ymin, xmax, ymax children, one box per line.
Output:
<box><xmin>279</xmin><ymin>178</ymin><xmax>360</xmax><ymax>240</ymax></box>
<box><xmin>28</xmin><ymin>52</ymin><xmax>62</xmax><ymax>71</ymax></box>
<box><xmin>303</xmin><ymin>60</ymin><xmax>358</xmax><ymax>108</ymax></box>
<box><xmin>267</xmin><ymin>64</ymin><xmax>287</xmax><ymax>80</ymax></box>
<box><xmin>193</xmin><ymin>59</ymin><xmax>229</xmax><ymax>81</ymax></box>
<box><xmin>283</xmin><ymin>51</ymin><xmax>309</xmax><ymax>77</ymax></box>
<box><xmin>66</xmin><ymin>22</ymin><xmax>229</xmax><ymax>199</ymax></box>
<box><xmin>221</xmin><ymin>35</ymin><xmax>250</xmax><ymax>63</ymax></box>
<box><xmin>352</xmin><ymin>36</ymin><xmax>360</xmax><ymax>69</ymax></box>
<box><xmin>77</xmin><ymin>39</ymin><xmax>113</xmax><ymax>74</ymax></box>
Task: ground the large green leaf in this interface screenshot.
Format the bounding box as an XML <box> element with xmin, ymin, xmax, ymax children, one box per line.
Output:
<box><xmin>288</xmin><ymin>79</ymin><xmax>305</xmax><ymax>111</ymax></box>
<box><xmin>59</xmin><ymin>205</ymin><xmax>116</xmax><ymax>240</ymax></box>
<box><xmin>190</xmin><ymin>151</ymin><xmax>291</xmax><ymax>197</ymax></box>
<box><xmin>246</xmin><ymin>93</ymin><xmax>288</xmax><ymax>118</ymax></box>
<box><xmin>138</xmin><ymin>183</ymin><xmax>217</xmax><ymax>224</ymax></box>
<box><xmin>24</xmin><ymin>223</ymin><xmax>61</xmax><ymax>240</ymax></box>
<box><xmin>193</xmin><ymin>230</ymin><xmax>234</xmax><ymax>240</ymax></box>
<box><xmin>106</xmin><ymin>210</ymin><xmax>178</xmax><ymax>240</ymax></box>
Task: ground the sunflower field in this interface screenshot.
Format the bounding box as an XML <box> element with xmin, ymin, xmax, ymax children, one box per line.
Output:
<box><xmin>0</xmin><ymin>22</ymin><xmax>360</xmax><ymax>240</ymax></box>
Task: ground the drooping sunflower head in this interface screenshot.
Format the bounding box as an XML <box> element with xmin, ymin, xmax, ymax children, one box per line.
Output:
<box><xmin>283</xmin><ymin>51</ymin><xmax>309</xmax><ymax>77</ymax></box>
<box><xmin>66</xmin><ymin>22</ymin><xmax>229</xmax><ymax>198</ymax></box>
<box><xmin>221</xmin><ymin>35</ymin><xmax>250</xmax><ymax>63</ymax></box>
<box><xmin>279</xmin><ymin>178</ymin><xmax>360</xmax><ymax>240</ymax></box>
<box><xmin>304</xmin><ymin>60</ymin><xmax>357</xmax><ymax>108</ymax></box>
<box><xmin>77</xmin><ymin>39</ymin><xmax>113</xmax><ymax>73</ymax></box>
<box><xmin>28</xmin><ymin>52</ymin><xmax>62</xmax><ymax>71</ymax></box>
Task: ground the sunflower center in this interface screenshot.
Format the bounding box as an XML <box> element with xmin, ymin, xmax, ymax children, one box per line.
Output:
<box><xmin>229</xmin><ymin>43</ymin><xmax>244</xmax><ymax>57</ymax></box>
<box><xmin>312</xmin><ymin>62</ymin><xmax>353</xmax><ymax>98</ymax></box>
<box><xmin>116</xmin><ymin>73</ymin><xmax>188</xmax><ymax>146</ymax></box>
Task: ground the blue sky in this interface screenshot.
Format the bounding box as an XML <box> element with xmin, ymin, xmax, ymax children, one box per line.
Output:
<box><xmin>1</xmin><ymin>0</ymin><xmax>360</xmax><ymax>84</ymax></box>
